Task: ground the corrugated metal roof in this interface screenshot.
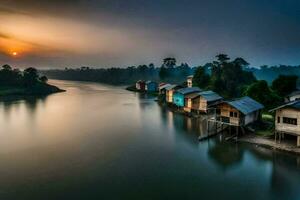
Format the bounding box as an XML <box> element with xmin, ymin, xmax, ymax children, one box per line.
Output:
<box><xmin>270</xmin><ymin>100</ymin><xmax>300</xmax><ymax>112</ymax></box>
<box><xmin>176</xmin><ymin>87</ymin><xmax>202</xmax><ymax>95</ymax></box>
<box><xmin>227</xmin><ymin>96</ymin><xmax>264</xmax><ymax>115</ymax></box>
<box><xmin>159</xmin><ymin>83</ymin><xmax>171</xmax><ymax>90</ymax></box>
<box><xmin>146</xmin><ymin>81</ymin><xmax>157</xmax><ymax>84</ymax></box>
<box><xmin>165</xmin><ymin>84</ymin><xmax>177</xmax><ymax>90</ymax></box>
<box><xmin>185</xmin><ymin>92</ymin><xmax>200</xmax><ymax>99</ymax></box>
<box><xmin>199</xmin><ymin>91</ymin><xmax>223</xmax><ymax>102</ymax></box>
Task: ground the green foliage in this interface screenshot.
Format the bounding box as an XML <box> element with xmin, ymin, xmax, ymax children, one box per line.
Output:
<box><xmin>193</xmin><ymin>66</ymin><xmax>210</xmax><ymax>88</ymax></box>
<box><xmin>159</xmin><ymin>66</ymin><xmax>168</xmax><ymax>80</ymax></box>
<box><xmin>208</xmin><ymin>54</ymin><xmax>256</xmax><ymax>98</ymax></box>
<box><xmin>271</xmin><ymin>75</ymin><xmax>298</xmax><ymax>97</ymax></box>
<box><xmin>243</xmin><ymin>80</ymin><xmax>281</xmax><ymax>109</ymax></box>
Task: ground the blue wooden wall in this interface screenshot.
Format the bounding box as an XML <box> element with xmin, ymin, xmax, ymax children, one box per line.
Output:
<box><xmin>173</xmin><ymin>92</ymin><xmax>185</xmax><ymax>107</ymax></box>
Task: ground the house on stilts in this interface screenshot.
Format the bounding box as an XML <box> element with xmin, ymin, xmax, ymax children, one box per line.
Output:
<box><xmin>212</xmin><ymin>96</ymin><xmax>264</xmax><ymax>128</ymax></box>
<box><xmin>173</xmin><ymin>87</ymin><xmax>202</xmax><ymax>108</ymax></box>
<box><xmin>270</xmin><ymin>100</ymin><xmax>300</xmax><ymax>147</ymax></box>
<box><xmin>184</xmin><ymin>90</ymin><xmax>223</xmax><ymax>113</ymax></box>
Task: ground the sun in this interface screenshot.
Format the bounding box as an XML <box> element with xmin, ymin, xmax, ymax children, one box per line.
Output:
<box><xmin>12</xmin><ymin>52</ymin><xmax>18</xmax><ymax>56</ymax></box>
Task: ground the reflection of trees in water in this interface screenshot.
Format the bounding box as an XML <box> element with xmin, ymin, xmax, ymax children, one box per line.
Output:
<box><xmin>0</xmin><ymin>96</ymin><xmax>47</xmax><ymax>117</ymax></box>
<box><xmin>208</xmin><ymin>139</ymin><xmax>244</xmax><ymax>170</ymax></box>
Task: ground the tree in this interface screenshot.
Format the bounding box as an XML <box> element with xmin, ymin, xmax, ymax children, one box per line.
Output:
<box><xmin>193</xmin><ymin>66</ymin><xmax>210</xmax><ymax>88</ymax></box>
<box><xmin>216</xmin><ymin>54</ymin><xmax>230</xmax><ymax>65</ymax></box>
<box><xmin>2</xmin><ymin>64</ymin><xmax>12</xmax><ymax>71</ymax></box>
<box><xmin>23</xmin><ymin>67</ymin><xmax>39</xmax><ymax>86</ymax></box>
<box><xmin>233</xmin><ymin>57</ymin><xmax>249</xmax><ymax>69</ymax></box>
<box><xmin>162</xmin><ymin>57</ymin><xmax>176</xmax><ymax>68</ymax></box>
<box><xmin>244</xmin><ymin>80</ymin><xmax>281</xmax><ymax>109</ymax></box>
<box><xmin>159</xmin><ymin>66</ymin><xmax>168</xmax><ymax>80</ymax></box>
<box><xmin>40</xmin><ymin>76</ymin><xmax>48</xmax><ymax>83</ymax></box>
<box><xmin>271</xmin><ymin>75</ymin><xmax>298</xmax><ymax>97</ymax></box>
<box><xmin>208</xmin><ymin>55</ymin><xmax>256</xmax><ymax>98</ymax></box>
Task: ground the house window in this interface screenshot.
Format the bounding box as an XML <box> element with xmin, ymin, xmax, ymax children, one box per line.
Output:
<box><xmin>216</xmin><ymin>109</ymin><xmax>221</xmax><ymax>115</ymax></box>
<box><xmin>277</xmin><ymin>116</ymin><xmax>280</xmax><ymax>123</ymax></box>
<box><xmin>283</xmin><ymin>117</ymin><xmax>297</xmax><ymax>125</ymax></box>
<box><xmin>230</xmin><ymin>111</ymin><xmax>238</xmax><ymax>118</ymax></box>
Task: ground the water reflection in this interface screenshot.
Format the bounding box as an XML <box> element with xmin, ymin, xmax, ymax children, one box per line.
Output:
<box><xmin>208</xmin><ymin>139</ymin><xmax>244</xmax><ymax>170</ymax></box>
<box><xmin>0</xmin><ymin>80</ymin><xmax>299</xmax><ymax>200</ymax></box>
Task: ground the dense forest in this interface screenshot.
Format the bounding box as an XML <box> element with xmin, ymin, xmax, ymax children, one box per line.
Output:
<box><xmin>192</xmin><ymin>55</ymin><xmax>298</xmax><ymax>109</ymax></box>
<box><xmin>0</xmin><ymin>64</ymin><xmax>63</xmax><ymax>96</ymax></box>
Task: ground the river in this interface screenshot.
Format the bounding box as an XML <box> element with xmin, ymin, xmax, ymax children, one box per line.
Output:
<box><xmin>0</xmin><ymin>80</ymin><xmax>299</xmax><ymax>200</ymax></box>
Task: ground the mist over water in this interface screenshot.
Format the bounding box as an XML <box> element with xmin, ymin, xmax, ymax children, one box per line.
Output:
<box><xmin>0</xmin><ymin>80</ymin><xmax>299</xmax><ymax>200</ymax></box>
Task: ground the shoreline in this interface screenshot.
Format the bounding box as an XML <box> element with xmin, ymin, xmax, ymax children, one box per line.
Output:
<box><xmin>128</xmin><ymin>87</ymin><xmax>300</xmax><ymax>155</ymax></box>
<box><xmin>236</xmin><ymin>135</ymin><xmax>300</xmax><ymax>155</ymax></box>
<box><xmin>0</xmin><ymin>84</ymin><xmax>66</xmax><ymax>100</ymax></box>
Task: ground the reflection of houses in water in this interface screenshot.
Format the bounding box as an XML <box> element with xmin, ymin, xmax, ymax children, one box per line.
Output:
<box><xmin>159</xmin><ymin>105</ymin><xmax>208</xmax><ymax>143</ymax></box>
<box><xmin>207</xmin><ymin>139</ymin><xmax>244</xmax><ymax>170</ymax></box>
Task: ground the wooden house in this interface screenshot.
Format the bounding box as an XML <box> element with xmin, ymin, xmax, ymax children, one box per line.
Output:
<box><xmin>215</xmin><ymin>96</ymin><xmax>264</xmax><ymax>126</ymax></box>
<box><xmin>165</xmin><ymin>85</ymin><xmax>183</xmax><ymax>103</ymax></box>
<box><xmin>184</xmin><ymin>91</ymin><xmax>223</xmax><ymax>113</ymax></box>
<box><xmin>136</xmin><ymin>80</ymin><xmax>145</xmax><ymax>91</ymax></box>
<box><xmin>270</xmin><ymin>101</ymin><xmax>300</xmax><ymax>147</ymax></box>
<box><xmin>187</xmin><ymin>75</ymin><xmax>193</xmax><ymax>88</ymax></box>
<box><xmin>173</xmin><ymin>87</ymin><xmax>202</xmax><ymax>108</ymax></box>
<box><xmin>145</xmin><ymin>81</ymin><xmax>158</xmax><ymax>92</ymax></box>
<box><xmin>285</xmin><ymin>91</ymin><xmax>300</xmax><ymax>103</ymax></box>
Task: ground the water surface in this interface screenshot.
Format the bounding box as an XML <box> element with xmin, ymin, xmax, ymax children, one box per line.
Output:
<box><xmin>0</xmin><ymin>80</ymin><xmax>299</xmax><ymax>200</ymax></box>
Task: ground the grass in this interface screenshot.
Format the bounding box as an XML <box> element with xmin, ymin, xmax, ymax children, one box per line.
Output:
<box><xmin>254</xmin><ymin>112</ymin><xmax>274</xmax><ymax>137</ymax></box>
<box><xmin>262</xmin><ymin>113</ymin><xmax>274</xmax><ymax>122</ymax></box>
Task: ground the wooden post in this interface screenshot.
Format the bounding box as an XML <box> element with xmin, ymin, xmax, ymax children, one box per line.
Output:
<box><xmin>279</xmin><ymin>132</ymin><xmax>281</xmax><ymax>144</ymax></box>
<box><xmin>207</xmin><ymin>120</ymin><xmax>209</xmax><ymax>136</ymax></box>
<box><xmin>297</xmin><ymin>136</ymin><xmax>300</xmax><ymax>147</ymax></box>
<box><xmin>274</xmin><ymin>131</ymin><xmax>277</xmax><ymax>143</ymax></box>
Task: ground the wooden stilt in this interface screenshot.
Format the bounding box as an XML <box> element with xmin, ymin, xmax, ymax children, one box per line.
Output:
<box><xmin>207</xmin><ymin>120</ymin><xmax>210</xmax><ymax>136</ymax></box>
<box><xmin>297</xmin><ymin>136</ymin><xmax>300</xmax><ymax>147</ymax></box>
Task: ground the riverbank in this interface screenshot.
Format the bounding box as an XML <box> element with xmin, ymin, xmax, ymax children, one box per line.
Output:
<box><xmin>0</xmin><ymin>83</ymin><xmax>65</xmax><ymax>98</ymax></box>
<box><xmin>237</xmin><ymin>134</ymin><xmax>300</xmax><ymax>155</ymax></box>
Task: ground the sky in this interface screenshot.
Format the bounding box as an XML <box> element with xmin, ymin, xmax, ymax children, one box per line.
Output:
<box><xmin>0</xmin><ymin>0</ymin><xmax>300</xmax><ymax>69</ymax></box>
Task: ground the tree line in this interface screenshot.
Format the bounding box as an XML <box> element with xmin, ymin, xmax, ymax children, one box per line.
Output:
<box><xmin>42</xmin><ymin>59</ymin><xmax>194</xmax><ymax>85</ymax></box>
<box><xmin>192</xmin><ymin>54</ymin><xmax>298</xmax><ymax>109</ymax></box>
